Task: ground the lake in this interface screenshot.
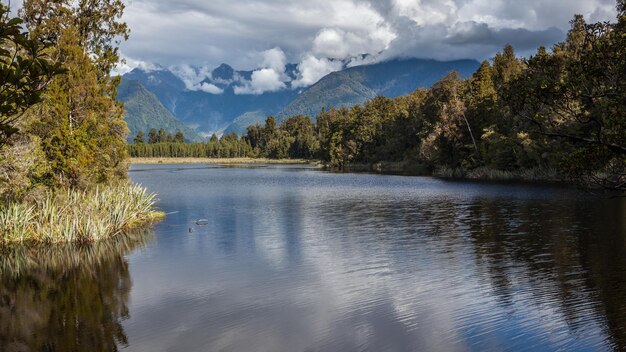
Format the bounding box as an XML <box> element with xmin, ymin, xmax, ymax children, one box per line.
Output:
<box><xmin>2</xmin><ymin>164</ymin><xmax>626</xmax><ymax>351</ymax></box>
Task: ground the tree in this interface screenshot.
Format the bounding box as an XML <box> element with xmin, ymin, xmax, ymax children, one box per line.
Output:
<box><xmin>157</xmin><ymin>128</ymin><xmax>166</xmax><ymax>143</ymax></box>
<box><xmin>279</xmin><ymin>115</ymin><xmax>319</xmax><ymax>158</ymax></box>
<box><xmin>209</xmin><ymin>133</ymin><xmax>218</xmax><ymax>142</ymax></box>
<box><xmin>148</xmin><ymin>128</ymin><xmax>158</xmax><ymax>144</ymax></box>
<box><xmin>21</xmin><ymin>0</ymin><xmax>129</xmax><ymax>81</ymax></box>
<box><xmin>0</xmin><ymin>4</ymin><xmax>64</xmax><ymax>146</ymax></box>
<box><xmin>27</xmin><ymin>28</ymin><xmax>128</xmax><ymax>186</ymax></box>
<box><xmin>133</xmin><ymin>130</ymin><xmax>144</xmax><ymax>144</ymax></box>
<box><xmin>18</xmin><ymin>0</ymin><xmax>130</xmax><ymax>187</ymax></box>
<box><xmin>174</xmin><ymin>131</ymin><xmax>184</xmax><ymax>143</ymax></box>
<box><xmin>507</xmin><ymin>9</ymin><xmax>626</xmax><ymax>190</ymax></box>
<box><xmin>420</xmin><ymin>72</ymin><xmax>478</xmax><ymax>168</ymax></box>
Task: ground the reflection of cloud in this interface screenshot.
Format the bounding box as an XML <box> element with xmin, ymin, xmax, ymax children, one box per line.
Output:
<box><xmin>124</xmin><ymin>168</ymin><xmax>616</xmax><ymax>351</ymax></box>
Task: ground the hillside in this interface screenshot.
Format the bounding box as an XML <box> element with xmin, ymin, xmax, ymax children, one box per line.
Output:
<box><xmin>277</xmin><ymin>58</ymin><xmax>480</xmax><ymax>121</ymax></box>
<box><xmin>117</xmin><ymin>79</ymin><xmax>204</xmax><ymax>142</ymax></box>
<box><xmin>120</xmin><ymin>58</ymin><xmax>481</xmax><ymax>136</ymax></box>
<box><xmin>122</xmin><ymin>64</ymin><xmax>298</xmax><ymax>135</ymax></box>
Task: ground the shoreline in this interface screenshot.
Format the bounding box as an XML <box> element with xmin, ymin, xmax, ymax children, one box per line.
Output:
<box><xmin>130</xmin><ymin>157</ymin><xmax>320</xmax><ymax>165</ymax></box>
<box><xmin>132</xmin><ymin>158</ymin><xmax>566</xmax><ymax>185</ymax></box>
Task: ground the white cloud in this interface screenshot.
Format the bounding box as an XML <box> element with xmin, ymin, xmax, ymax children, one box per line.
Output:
<box><xmin>168</xmin><ymin>65</ymin><xmax>225</xmax><ymax>94</ymax></box>
<box><xmin>312</xmin><ymin>26</ymin><xmax>396</xmax><ymax>60</ymax></box>
<box><xmin>261</xmin><ymin>47</ymin><xmax>288</xmax><ymax>73</ymax></box>
<box><xmin>112</xmin><ymin>55</ymin><xmax>161</xmax><ymax>76</ymax></box>
<box><xmin>292</xmin><ymin>55</ymin><xmax>344</xmax><ymax>88</ymax></box>
<box><xmin>234</xmin><ymin>68</ymin><xmax>286</xmax><ymax>95</ymax></box>
<box><xmin>232</xmin><ymin>47</ymin><xmax>292</xmax><ymax>94</ymax></box>
<box><xmin>198</xmin><ymin>82</ymin><xmax>224</xmax><ymax>94</ymax></box>
<box><xmin>104</xmin><ymin>0</ymin><xmax>621</xmax><ymax>89</ymax></box>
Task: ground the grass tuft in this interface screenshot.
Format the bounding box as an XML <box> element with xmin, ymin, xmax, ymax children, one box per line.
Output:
<box><xmin>0</xmin><ymin>183</ymin><xmax>164</xmax><ymax>245</ymax></box>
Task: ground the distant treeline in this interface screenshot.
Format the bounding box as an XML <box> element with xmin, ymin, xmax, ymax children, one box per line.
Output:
<box><xmin>133</xmin><ymin>128</ymin><xmax>185</xmax><ymax>144</ymax></box>
<box><xmin>128</xmin><ymin>132</ymin><xmax>253</xmax><ymax>158</ymax></box>
<box><xmin>129</xmin><ymin>6</ymin><xmax>626</xmax><ymax>191</ymax></box>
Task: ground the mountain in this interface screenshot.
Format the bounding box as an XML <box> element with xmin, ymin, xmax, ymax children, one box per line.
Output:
<box><xmin>223</xmin><ymin>110</ymin><xmax>268</xmax><ymax>135</ymax></box>
<box><xmin>117</xmin><ymin>79</ymin><xmax>204</xmax><ymax>142</ymax></box>
<box><xmin>119</xmin><ymin>58</ymin><xmax>481</xmax><ymax>137</ymax></box>
<box><xmin>122</xmin><ymin>64</ymin><xmax>298</xmax><ymax>135</ymax></box>
<box><xmin>277</xmin><ymin>58</ymin><xmax>480</xmax><ymax>120</ymax></box>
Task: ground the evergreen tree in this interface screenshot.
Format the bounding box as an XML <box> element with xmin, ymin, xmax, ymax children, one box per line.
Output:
<box><xmin>133</xmin><ymin>130</ymin><xmax>144</xmax><ymax>144</ymax></box>
<box><xmin>148</xmin><ymin>128</ymin><xmax>158</xmax><ymax>144</ymax></box>
<box><xmin>157</xmin><ymin>128</ymin><xmax>166</xmax><ymax>143</ymax></box>
<box><xmin>21</xmin><ymin>0</ymin><xmax>129</xmax><ymax>187</ymax></box>
<box><xmin>174</xmin><ymin>131</ymin><xmax>184</xmax><ymax>143</ymax></box>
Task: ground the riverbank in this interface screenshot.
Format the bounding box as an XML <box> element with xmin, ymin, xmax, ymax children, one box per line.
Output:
<box><xmin>130</xmin><ymin>157</ymin><xmax>320</xmax><ymax>165</ymax></box>
<box><xmin>335</xmin><ymin>162</ymin><xmax>566</xmax><ymax>185</ymax></box>
<box><xmin>0</xmin><ymin>183</ymin><xmax>164</xmax><ymax>245</ymax></box>
<box><xmin>130</xmin><ymin>157</ymin><xmax>563</xmax><ymax>184</ymax></box>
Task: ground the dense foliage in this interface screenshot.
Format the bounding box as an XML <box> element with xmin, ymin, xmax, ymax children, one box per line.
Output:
<box><xmin>0</xmin><ymin>0</ymin><xmax>130</xmax><ymax>202</ymax></box>
<box><xmin>0</xmin><ymin>4</ymin><xmax>63</xmax><ymax>146</ymax></box>
<box><xmin>128</xmin><ymin>132</ymin><xmax>254</xmax><ymax>158</ymax></box>
<box><xmin>261</xmin><ymin>6</ymin><xmax>626</xmax><ymax>191</ymax></box>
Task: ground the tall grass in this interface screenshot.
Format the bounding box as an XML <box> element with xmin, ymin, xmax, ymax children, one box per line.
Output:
<box><xmin>0</xmin><ymin>183</ymin><xmax>164</xmax><ymax>245</ymax></box>
<box><xmin>434</xmin><ymin>166</ymin><xmax>561</xmax><ymax>182</ymax></box>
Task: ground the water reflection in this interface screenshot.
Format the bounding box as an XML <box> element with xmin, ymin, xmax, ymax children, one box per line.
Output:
<box><xmin>0</xmin><ymin>230</ymin><xmax>153</xmax><ymax>352</ymax></box>
<box><xmin>124</xmin><ymin>165</ymin><xmax>626</xmax><ymax>351</ymax></box>
<box><xmin>3</xmin><ymin>164</ymin><xmax>625</xmax><ymax>351</ymax></box>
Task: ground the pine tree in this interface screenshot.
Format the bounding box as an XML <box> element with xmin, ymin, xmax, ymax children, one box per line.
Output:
<box><xmin>174</xmin><ymin>131</ymin><xmax>184</xmax><ymax>143</ymax></box>
<box><xmin>148</xmin><ymin>128</ymin><xmax>158</xmax><ymax>144</ymax></box>
<box><xmin>20</xmin><ymin>0</ymin><xmax>129</xmax><ymax>187</ymax></box>
<box><xmin>158</xmin><ymin>128</ymin><xmax>166</xmax><ymax>143</ymax></box>
<box><xmin>133</xmin><ymin>131</ymin><xmax>144</xmax><ymax>144</ymax></box>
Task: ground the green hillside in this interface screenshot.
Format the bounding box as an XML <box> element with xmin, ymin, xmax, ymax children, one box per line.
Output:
<box><xmin>278</xmin><ymin>72</ymin><xmax>377</xmax><ymax>121</ymax></box>
<box><xmin>223</xmin><ymin>110</ymin><xmax>268</xmax><ymax>135</ymax></box>
<box><xmin>277</xmin><ymin>58</ymin><xmax>479</xmax><ymax>121</ymax></box>
<box><xmin>117</xmin><ymin>79</ymin><xmax>204</xmax><ymax>142</ymax></box>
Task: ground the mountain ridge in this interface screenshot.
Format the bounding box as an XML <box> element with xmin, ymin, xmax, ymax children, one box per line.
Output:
<box><xmin>119</xmin><ymin>58</ymin><xmax>481</xmax><ymax>137</ymax></box>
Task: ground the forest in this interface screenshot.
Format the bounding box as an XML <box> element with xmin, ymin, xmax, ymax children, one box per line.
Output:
<box><xmin>130</xmin><ymin>2</ymin><xmax>626</xmax><ymax>192</ymax></box>
<box><xmin>0</xmin><ymin>0</ymin><xmax>161</xmax><ymax>244</ymax></box>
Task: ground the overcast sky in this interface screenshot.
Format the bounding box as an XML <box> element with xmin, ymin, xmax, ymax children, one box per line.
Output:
<box><xmin>7</xmin><ymin>0</ymin><xmax>620</xmax><ymax>92</ymax></box>
<box><xmin>117</xmin><ymin>0</ymin><xmax>617</xmax><ymax>67</ymax></box>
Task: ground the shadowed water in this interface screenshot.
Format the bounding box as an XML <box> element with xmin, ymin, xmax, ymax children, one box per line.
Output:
<box><xmin>2</xmin><ymin>164</ymin><xmax>626</xmax><ymax>351</ymax></box>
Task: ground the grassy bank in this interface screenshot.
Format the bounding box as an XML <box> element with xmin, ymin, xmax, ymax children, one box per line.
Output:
<box><xmin>334</xmin><ymin>161</ymin><xmax>565</xmax><ymax>184</ymax></box>
<box><xmin>0</xmin><ymin>183</ymin><xmax>164</xmax><ymax>245</ymax></box>
<box><xmin>433</xmin><ymin>166</ymin><xmax>561</xmax><ymax>182</ymax></box>
<box><xmin>130</xmin><ymin>157</ymin><xmax>319</xmax><ymax>165</ymax></box>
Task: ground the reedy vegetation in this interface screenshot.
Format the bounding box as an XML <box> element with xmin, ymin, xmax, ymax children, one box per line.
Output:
<box><xmin>0</xmin><ymin>184</ymin><xmax>161</xmax><ymax>245</ymax></box>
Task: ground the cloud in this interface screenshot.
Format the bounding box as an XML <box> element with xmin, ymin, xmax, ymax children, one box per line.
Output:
<box><xmin>232</xmin><ymin>47</ymin><xmax>292</xmax><ymax>94</ymax></box>
<box><xmin>198</xmin><ymin>82</ymin><xmax>224</xmax><ymax>94</ymax></box>
<box><xmin>112</xmin><ymin>56</ymin><xmax>161</xmax><ymax>76</ymax></box>
<box><xmin>169</xmin><ymin>65</ymin><xmax>224</xmax><ymax>94</ymax></box>
<box><xmin>292</xmin><ymin>55</ymin><xmax>344</xmax><ymax>88</ymax></box>
<box><xmin>234</xmin><ymin>68</ymin><xmax>286</xmax><ymax>95</ymax></box>
<box><xmin>105</xmin><ymin>0</ymin><xmax>619</xmax><ymax>89</ymax></box>
<box><xmin>261</xmin><ymin>47</ymin><xmax>288</xmax><ymax>73</ymax></box>
<box><xmin>312</xmin><ymin>27</ymin><xmax>396</xmax><ymax>60</ymax></box>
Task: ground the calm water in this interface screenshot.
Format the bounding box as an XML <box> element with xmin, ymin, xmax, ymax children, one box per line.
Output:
<box><xmin>2</xmin><ymin>164</ymin><xmax>626</xmax><ymax>351</ymax></box>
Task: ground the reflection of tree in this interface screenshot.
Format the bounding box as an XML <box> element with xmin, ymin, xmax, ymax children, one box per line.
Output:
<box><xmin>466</xmin><ymin>197</ymin><xmax>626</xmax><ymax>349</ymax></box>
<box><xmin>0</xmin><ymin>230</ymin><xmax>152</xmax><ymax>351</ymax></box>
